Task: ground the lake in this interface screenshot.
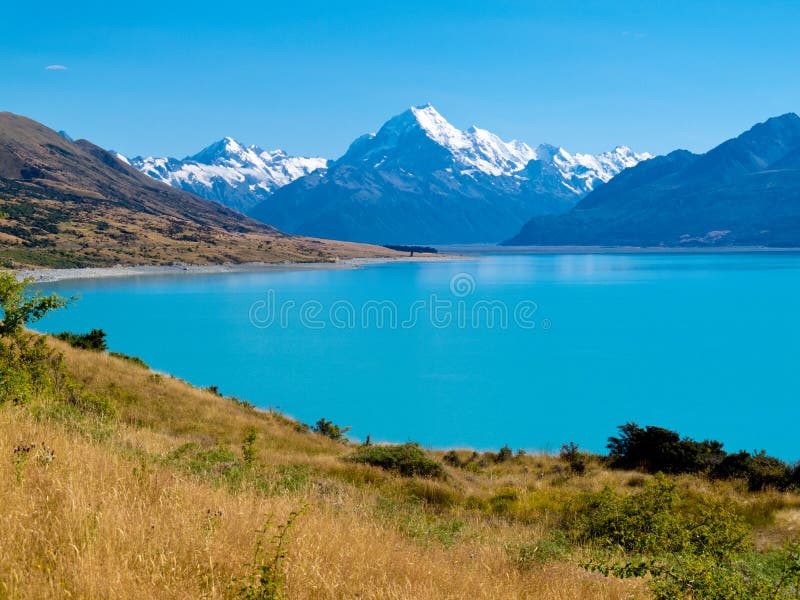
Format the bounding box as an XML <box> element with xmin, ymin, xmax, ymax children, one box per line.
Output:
<box><xmin>33</xmin><ymin>253</ymin><xmax>800</xmax><ymax>459</ymax></box>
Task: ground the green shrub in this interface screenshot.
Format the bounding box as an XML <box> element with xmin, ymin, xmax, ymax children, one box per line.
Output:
<box><xmin>312</xmin><ymin>417</ymin><xmax>351</xmax><ymax>442</ymax></box>
<box><xmin>108</xmin><ymin>351</ymin><xmax>148</xmax><ymax>368</ymax></box>
<box><xmin>55</xmin><ymin>328</ymin><xmax>108</xmax><ymax>351</ymax></box>
<box><xmin>569</xmin><ymin>474</ymin><xmax>749</xmax><ymax>558</ymax></box>
<box><xmin>347</xmin><ymin>443</ymin><xmax>445</xmax><ymax>479</ymax></box>
<box><xmin>242</xmin><ymin>426</ymin><xmax>258</xmax><ymax>466</ymax></box>
<box><xmin>606</xmin><ymin>423</ymin><xmax>797</xmax><ymax>491</ymax></box>
<box><xmin>607</xmin><ymin>422</ymin><xmax>725</xmax><ymax>474</ymax></box>
<box><xmin>560</xmin><ymin>442</ymin><xmax>588</xmax><ymax>474</ymax></box>
<box><xmin>495</xmin><ymin>445</ymin><xmax>514</xmax><ymax>463</ymax></box>
<box><xmin>489</xmin><ymin>487</ymin><xmax>519</xmax><ymax>515</ymax></box>
<box><xmin>233</xmin><ymin>510</ymin><xmax>303</xmax><ymax>600</ymax></box>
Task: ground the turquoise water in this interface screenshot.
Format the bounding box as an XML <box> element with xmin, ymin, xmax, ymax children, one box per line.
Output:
<box><xmin>33</xmin><ymin>254</ymin><xmax>800</xmax><ymax>459</ymax></box>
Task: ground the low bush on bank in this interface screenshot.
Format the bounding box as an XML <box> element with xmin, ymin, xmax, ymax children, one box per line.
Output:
<box><xmin>607</xmin><ymin>422</ymin><xmax>800</xmax><ymax>491</ymax></box>
<box><xmin>347</xmin><ymin>443</ymin><xmax>446</xmax><ymax>479</ymax></box>
<box><xmin>55</xmin><ymin>328</ymin><xmax>108</xmax><ymax>351</ymax></box>
<box><xmin>577</xmin><ymin>476</ymin><xmax>800</xmax><ymax>599</ymax></box>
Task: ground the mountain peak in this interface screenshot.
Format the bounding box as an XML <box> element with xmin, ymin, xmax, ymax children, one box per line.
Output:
<box><xmin>188</xmin><ymin>137</ymin><xmax>248</xmax><ymax>163</ymax></box>
<box><xmin>130</xmin><ymin>137</ymin><xmax>327</xmax><ymax>213</ymax></box>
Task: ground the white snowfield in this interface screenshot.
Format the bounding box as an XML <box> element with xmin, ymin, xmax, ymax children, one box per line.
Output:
<box><xmin>129</xmin><ymin>137</ymin><xmax>326</xmax><ymax>211</ymax></box>
<box><xmin>125</xmin><ymin>104</ymin><xmax>651</xmax><ymax>210</ymax></box>
<box><xmin>380</xmin><ymin>104</ymin><xmax>652</xmax><ymax>193</ymax></box>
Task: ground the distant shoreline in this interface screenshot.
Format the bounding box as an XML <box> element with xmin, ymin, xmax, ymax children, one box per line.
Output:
<box><xmin>17</xmin><ymin>254</ymin><xmax>465</xmax><ymax>284</ymax></box>
<box><xmin>18</xmin><ymin>245</ymin><xmax>800</xmax><ymax>283</ymax></box>
<box><xmin>436</xmin><ymin>244</ymin><xmax>800</xmax><ymax>255</ymax></box>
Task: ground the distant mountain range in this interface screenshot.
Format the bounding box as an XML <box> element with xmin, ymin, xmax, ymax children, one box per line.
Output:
<box><xmin>127</xmin><ymin>139</ymin><xmax>326</xmax><ymax>213</ymax></box>
<box><xmin>124</xmin><ymin>105</ymin><xmax>651</xmax><ymax>244</ymax></box>
<box><xmin>506</xmin><ymin>113</ymin><xmax>800</xmax><ymax>247</ymax></box>
<box><xmin>0</xmin><ymin>112</ymin><xmax>392</xmax><ymax>268</ymax></box>
<box><xmin>249</xmin><ymin>105</ymin><xmax>651</xmax><ymax>244</ymax></box>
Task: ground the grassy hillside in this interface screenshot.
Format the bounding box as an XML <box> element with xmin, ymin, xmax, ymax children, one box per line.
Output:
<box><xmin>0</xmin><ymin>112</ymin><xmax>397</xmax><ymax>268</ymax></box>
<box><xmin>2</xmin><ymin>276</ymin><xmax>800</xmax><ymax>599</ymax></box>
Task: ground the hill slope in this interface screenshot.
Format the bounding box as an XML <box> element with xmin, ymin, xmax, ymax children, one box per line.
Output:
<box><xmin>0</xmin><ymin>112</ymin><xmax>392</xmax><ymax>267</ymax></box>
<box><xmin>506</xmin><ymin>113</ymin><xmax>800</xmax><ymax>247</ymax></box>
<box><xmin>250</xmin><ymin>105</ymin><xmax>650</xmax><ymax>244</ymax></box>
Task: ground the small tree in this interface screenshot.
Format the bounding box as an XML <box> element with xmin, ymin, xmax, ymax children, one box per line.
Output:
<box><xmin>0</xmin><ymin>272</ymin><xmax>69</xmax><ymax>404</ymax></box>
<box><xmin>242</xmin><ymin>427</ymin><xmax>258</xmax><ymax>467</ymax></box>
<box><xmin>312</xmin><ymin>418</ymin><xmax>351</xmax><ymax>442</ymax></box>
<box><xmin>0</xmin><ymin>272</ymin><xmax>69</xmax><ymax>338</ymax></box>
<box><xmin>560</xmin><ymin>442</ymin><xmax>587</xmax><ymax>474</ymax></box>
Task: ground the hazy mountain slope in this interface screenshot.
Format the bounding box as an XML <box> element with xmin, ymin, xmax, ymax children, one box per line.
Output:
<box><xmin>506</xmin><ymin>113</ymin><xmax>800</xmax><ymax>247</ymax></box>
<box><xmin>250</xmin><ymin>105</ymin><xmax>650</xmax><ymax>244</ymax></box>
<box><xmin>0</xmin><ymin>112</ymin><xmax>394</xmax><ymax>268</ymax></box>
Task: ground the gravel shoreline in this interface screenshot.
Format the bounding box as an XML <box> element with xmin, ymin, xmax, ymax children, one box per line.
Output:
<box><xmin>16</xmin><ymin>255</ymin><xmax>464</xmax><ymax>284</ymax></box>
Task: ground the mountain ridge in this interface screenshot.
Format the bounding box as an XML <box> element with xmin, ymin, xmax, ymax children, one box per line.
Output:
<box><xmin>129</xmin><ymin>137</ymin><xmax>327</xmax><ymax>213</ymax></box>
<box><xmin>505</xmin><ymin>112</ymin><xmax>800</xmax><ymax>247</ymax></box>
<box><xmin>249</xmin><ymin>105</ymin><xmax>651</xmax><ymax>244</ymax></box>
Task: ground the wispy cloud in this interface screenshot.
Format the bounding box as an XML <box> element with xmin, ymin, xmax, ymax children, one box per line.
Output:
<box><xmin>622</xmin><ymin>31</ymin><xmax>646</xmax><ymax>39</ymax></box>
<box><xmin>44</xmin><ymin>64</ymin><xmax>68</xmax><ymax>71</ymax></box>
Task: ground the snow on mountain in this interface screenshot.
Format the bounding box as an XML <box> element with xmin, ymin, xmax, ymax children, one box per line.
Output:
<box><xmin>123</xmin><ymin>104</ymin><xmax>650</xmax><ymax>243</ymax></box>
<box><xmin>249</xmin><ymin>104</ymin><xmax>652</xmax><ymax>244</ymax></box>
<box><xmin>537</xmin><ymin>144</ymin><xmax>654</xmax><ymax>194</ymax></box>
<box><xmin>350</xmin><ymin>104</ymin><xmax>537</xmax><ymax>177</ymax></box>
<box><xmin>128</xmin><ymin>138</ymin><xmax>327</xmax><ymax>213</ymax></box>
<box><xmin>343</xmin><ymin>104</ymin><xmax>650</xmax><ymax>187</ymax></box>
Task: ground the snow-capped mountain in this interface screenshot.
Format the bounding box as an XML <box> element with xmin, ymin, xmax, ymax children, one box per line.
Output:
<box><xmin>250</xmin><ymin>104</ymin><xmax>651</xmax><ymax>244</ymax></box>
<box><xmin>507</xmin><ymin>113</ymin><xmax>800</xmax><ymax>247</ymax></box>
<box><xmin>128</xmin><ymin>138</ymin><xmax>327</xmax><ymax>213</ymax></box>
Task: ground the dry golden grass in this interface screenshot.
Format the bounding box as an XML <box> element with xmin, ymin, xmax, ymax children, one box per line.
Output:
<box><xmin>0</xmin><ymin>194</ymin><xmax>400</xmax><ymax>269</ymax></box>
<box><xmin>3</xmin><ymin>338</ymin><xmax>797</xmax><ymax>599</ymax></box>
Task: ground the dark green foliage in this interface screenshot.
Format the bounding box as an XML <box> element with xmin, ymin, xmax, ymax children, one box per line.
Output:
<box><xmin>607</xmin><ymin>423</ymin><xmax>725</xmax><ymax>474</ymax></box>
<box><xmin>442</xmin><ymin>450</ymin><xmax>462</xmax><ymax>467</ymax></box>
<box><xmin>312</xmin><ymin>417</ymin><xmax>351</xmax><ymax>442</ymax></box>
<box><xmin>0</xmin><ymin>275</ymin><xmax>116</xmax><ymax>419</ymax></box>
<box><xmin>573</xmin><ymin>475</ymin><xmax>800</xmax><ymax>598</ymax></box>
<box><xmin>569</xmin><ymin>475</ymin><xmax>748</xmax><ymax>557</ymax></box>
<box><xmin>382</xmin><ymin>245</ymin><xmax>438</xmax><ymax>255</ymax></box>
<box><xmin>560</xmin><ymin>442</ymin><xmax>587</xmax><ymax>474</ymax></box>
<box><xmin>495</xmin><ymin>445</ymin><xmax>514</xmax><ymax>463</ymax></box>
<box><xmin>347</xmin><ymin>443</ymin><xmax>445</xmax><ymax>479</ymax></box>
<box><xmin>606</xmin><ymin>423</ymin><xmax>798</xmax><ymax>491</ymax></box>
<box><xmin>55</xmin><ymin>328</ymin><xmax>108</xmax><ymax>351</ymax></box>
<box><xmin>0</xmin><ymin>272</ymin><xmax>70</xmax><ymax>336</ymax></box>
<box><xmin>714</xmin><ymin>451</ymin><xmax>796</xmax><ymax>492</ymax></box>
<box><xmin>108</xmin><ymin>351</ymin><xmax>148</xmax><ymax>368</ymax></box>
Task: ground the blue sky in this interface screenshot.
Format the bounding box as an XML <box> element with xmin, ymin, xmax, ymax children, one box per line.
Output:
<box><xmin>2</xmin><ymin>0</ymin><xmax>799</xmax><ymax>159</ymax></box>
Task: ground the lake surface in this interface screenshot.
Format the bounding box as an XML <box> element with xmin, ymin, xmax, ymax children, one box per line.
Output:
<box><xmin>33</xmin><ymin>253</ymin><xmax>800</xmax><ymax>459</ymax></box>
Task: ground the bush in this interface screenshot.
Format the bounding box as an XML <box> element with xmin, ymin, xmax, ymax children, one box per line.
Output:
<box><xmin>560</xmin><ymin>442</ymin><xmax>587</xmax><ymax>474</ymax></box>
<box><xmin>496</xmin><ymin>445</ymin><xmax>514</xmax><ymax>463</ymax></box>
<box><xmin>607</xmin><ymin>423</ymin><xmax>725</xmax><ymax>474</ymax></box>
<box><xmin>55</xmin><ymin>328</ymin><xmax>108</xmax><ymax>351</ymax></box>
<box><xmin>108</xmin><ymin>351</ymin><xmax>148</xmax><ymax>369</ymax></box>
<box><xmin>569</xmin><ymin>474</ymin><xmax>749</xmax><ymax>558</ymax></box>
<box><xmin>312</xmin><ymin>417</ymin><xmax>351</xmax><ymax>442</ymax></box>
<box><xmin>347</xmin><ymin>443</ymin><xmax>445</xmax><ymax>479</ymax></box>
<box><xmin>607</xmin><ymin>423</ymin><xmax>797</xmax><ymax>491</ymax></box>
